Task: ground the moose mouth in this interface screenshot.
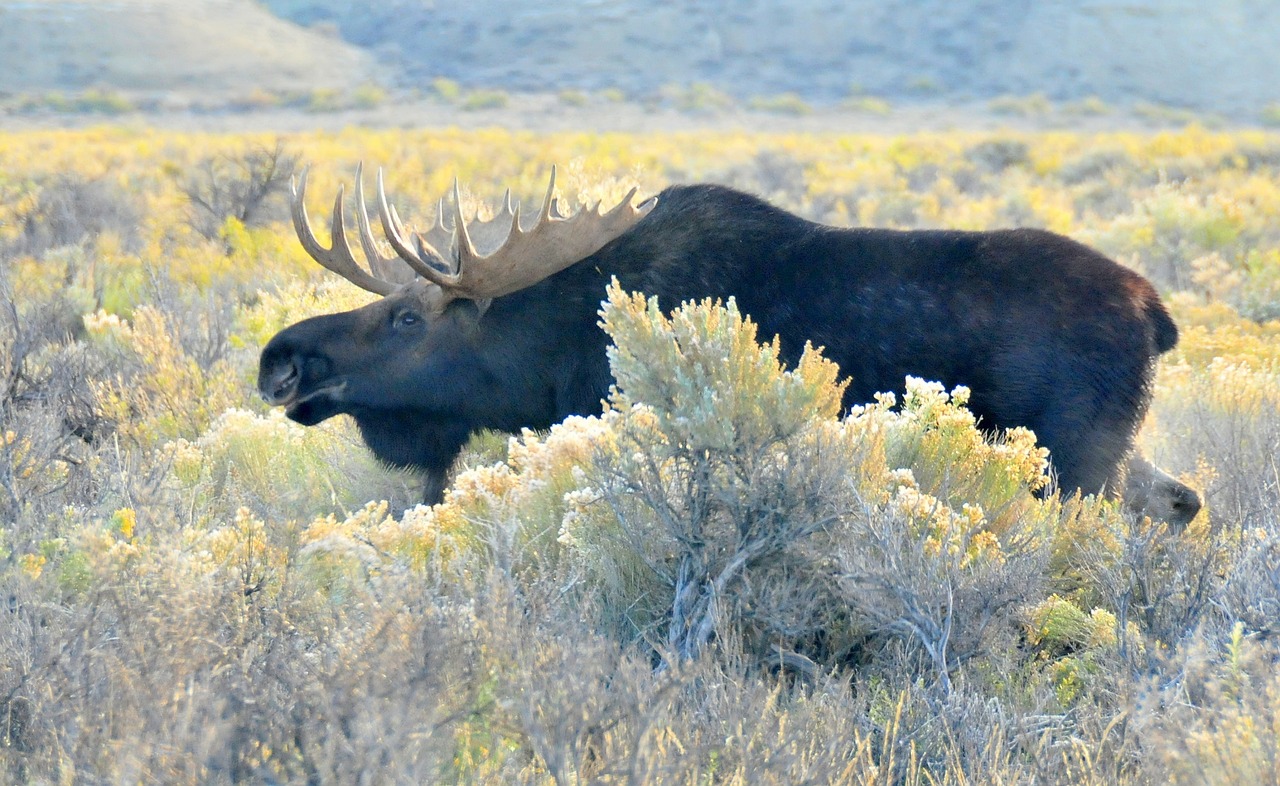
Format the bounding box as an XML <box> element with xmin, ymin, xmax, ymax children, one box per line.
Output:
<box><xmin>281</xmin><ymin>383</ymin><xmax>348</xmax><ymax>425</ymax></box>
<box><xmin>264</xmin><ymin>371</ymin><xmax>348</xmax><ymax>425</ymax></box>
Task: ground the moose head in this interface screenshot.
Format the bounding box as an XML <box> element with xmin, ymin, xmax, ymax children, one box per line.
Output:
<box><xmin>258</xmin><ymin>166</ymin><xmax>654</xmax><ymax>502</ymax></box>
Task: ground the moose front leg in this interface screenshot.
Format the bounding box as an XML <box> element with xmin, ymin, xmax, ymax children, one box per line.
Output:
<box><xmin>350</xmin><ymin>411</ymin><xmax>470</xmax><ymax>507</ymax></box>
<box><xmin>423</xmin><ymin>467</ymin><xmax>450</xmax><ymax>507</ymax></box>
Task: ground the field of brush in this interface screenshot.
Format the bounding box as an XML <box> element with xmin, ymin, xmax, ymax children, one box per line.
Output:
<box><xmin>2</xmin><ymin>125</ymin><xmax>1279</xmax><ymax>783</ymax></box>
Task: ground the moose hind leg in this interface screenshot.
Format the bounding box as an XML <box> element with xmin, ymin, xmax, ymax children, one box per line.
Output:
<box><xmin>1042</xmin><ymin>427</ymin><xmax>1133</xmax><ymax>498</ymax></box>
<box><xmin>1035</xmin><ymin>385</ymin><xmax>1152</xmax><ymax>499</ymax></box>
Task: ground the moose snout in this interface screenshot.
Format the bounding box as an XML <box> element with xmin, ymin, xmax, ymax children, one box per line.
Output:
<box><xmin>260</xmin><ymin>359</ymin><xmax>300</xmax><ymax>405</ymax></box>
<box><xmin>1172</xmin><ymin>485</ymin><xmax>1203</xmax><ymax>522</ymax></box>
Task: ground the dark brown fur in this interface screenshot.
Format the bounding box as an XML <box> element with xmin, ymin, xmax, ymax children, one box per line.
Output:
<box><xmin>260</xmin><ymin>183</ymin><xmax>1178</xmax><ymax>503</ymax></box>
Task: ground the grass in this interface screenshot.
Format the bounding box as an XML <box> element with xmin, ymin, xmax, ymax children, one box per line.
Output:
<box><xmin>461</xmin><ymin>90</ymin><xmax>510</xmax><ymax>111</ymax></box>
<box><xmin>558</xmin><ymin>89</ymin><xmax>590</xmax><ymax>107</ymax></box>
<box><xmin>431</xmin><ymin>77</ymin><xmax>462</xmax><ymax>103</ymax></box>
<box><xmin>988</xmin><ymin>92</ymin><xmax>1054</xmax><ymax>117</ymax></box>
<box><xmin>844</xmin><ymin>95</ymin><xmax>892</xmax><ymax>115</ymax></box>
<box><xmin>1261</xmin><ymin>103</ymin><xmax>1280</xmax><ymax>128</ymax></box>
<box><xmin>1</xmin><ymin>125</ymin><xmax>1280</xmax><ymax>783</ymax></box>
<box><xmin>10</xmin><ymin>89</ymin><xmax>137</xmax><ymax>115</ymax></box>
<box><xmin>748</xmin><ymin>93</ymin><xmax>813</xmax><ymax>116</ymax></box>
<box><xmin>661</xmin><ymin>82</ymin><xmax>735</xmax><ymax>114</ymax></box>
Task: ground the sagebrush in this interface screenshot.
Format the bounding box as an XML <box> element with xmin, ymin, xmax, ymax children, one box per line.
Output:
<box><xmin>2</xmin><ymin>127</ymin><xmax>1279</xmax><ymax>784</ymax></box>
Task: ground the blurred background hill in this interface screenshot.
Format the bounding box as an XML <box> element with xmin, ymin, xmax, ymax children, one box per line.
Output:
<box><xmin>262</xmin><ymin>0</ymin><xmax>1280</xmax><ymax>114</ymax></box>
<box><xmin>3</xmin><ymin>0</ymin><xmax>1280</xmax><ymax>121</ymax></box>
<box><xmin>0</xmin><ymin>0</ymin><xmax>372</xmax><ymax>102</ymax></box>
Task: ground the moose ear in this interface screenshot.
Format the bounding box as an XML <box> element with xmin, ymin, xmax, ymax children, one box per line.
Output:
<box><xmin>444</xmin><ymin>296</ymin><xmax>492</xmax><ymax>323</ymax></box>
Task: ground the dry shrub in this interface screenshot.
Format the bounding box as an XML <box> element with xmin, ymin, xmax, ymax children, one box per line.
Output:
<box><xmin>83</xmin><ymin>303</ymin><xmax>245</xmax><ymax>448</ymax></box>
<box><xmin>590</xmin><ymin>284</ymin><xmax>851</xmax><ymax>663</ymax></box>
<box><xmin>1058</xmin><ymin>148</ymin><xmax>1134</xmax><ymax>186</ymax></box>
<box><xmin>965</xmin><ymin>139</ymin><xmax>1031</xmax><ymax>174</ymax></box>
<box><xmin>713</xmin><ymin>150</ymin><xmax>809</xmax><ymax>205</ymax></box>
<box><xmin>1133</xmin><ymin>624</ymin><xmax>1280</xmax><ymax>785</ymax></box>
<box><xmin>7</xmin><ymin>173</ymin><xmax>142</xmax><ymax>258</ymax></box>
<box><xmin>180</xmin><ymin>141</ymin><xmax>299</xmax><ymax>242</ymax></box>
<box><xmin>576</xmin><ymin>287</ymin><xmax>1054</xmax><ymax>688</ymax></box>
<box><xmin>1</xmin><ymin>282</ymin><xmax>1253</xmax><ymax>785</ymax></box>
<box><xmin>409</xmin><ymin>283</ymin><xmax>1063</xmax><ymax>737</ymax></box>
<box><xmin>0</xmin><ymin>270</ymin><xmax>109</xmax><ymax>533</ymax></box>
<box><xmin>0</xmin><ymin>530</ymin><xmax>485</xmax><ymax>783</ymax></box>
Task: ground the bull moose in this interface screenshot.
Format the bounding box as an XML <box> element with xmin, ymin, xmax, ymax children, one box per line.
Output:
<box><xmin>259</xmin><ymin>165</ymin><xmax>1196</xmax><ymax>521</ymax></box>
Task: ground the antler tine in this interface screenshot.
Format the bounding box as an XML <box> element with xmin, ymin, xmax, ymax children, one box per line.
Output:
<box><xmin>538</xmin><ymin>165</ymin><xmax>557</xmax><ymax>222</ymax></box>
<box><xmin>390</xmin><ymin>203</ymin><xmax>407</xmax><ymax>237</ymax></box>
<box><xmin>290</xmin><ymin>168</ymin><xmax>396</xmax><ymax>296</ymax></box>
<box><xmin>454</xmin><ymin>185</ymin><xmax>520</xmax><ymax>259</ymax></box>
<box><xmin>422</xmin><ymin>166</ymin><xmax>656</xmax><ymax>303</ymax></box>
<box><xmin>387</xmin><ymin>201</ymin><xmax>451</xmax><ymax>274</ymax></box>
<box><xmin>609</xmin><ymin>187</ymin><xmax>641</xmax><ymax>217</ymax></box>
<box><xmin>375</xmin><ymin>168</ymin><xmax>456</xmax><ymax>286</ymax></box>
<box><xmin>452</xmin><ymin>178</ymin><xmax>477</xmax><ymax>267</ymax></box>
<box><xmin>508</xmin><ymin>200</ymin><xmax>522</xmax><ymax>238</ymax></box>
<box><xmin>496</xmin><ymin>188</ymin><xmax>520</xmax><ymax>234</ymax></box>
<box><xmin>353</xmin><ymin>163</ymin><xmax>416</xmax><ymax>285</ymax></box>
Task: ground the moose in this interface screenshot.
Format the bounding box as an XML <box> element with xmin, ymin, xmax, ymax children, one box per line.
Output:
<box><xmin>259</xmin><ymin>165</ymin><xmax>1199</xmax><ymax>525</ymax></box>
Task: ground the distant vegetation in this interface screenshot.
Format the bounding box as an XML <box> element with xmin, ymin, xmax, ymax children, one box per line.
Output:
<box><xmin>2</xmin><ymin>126</ymin><xmax>1280</xmax><ymax>782</ymax></box>
<box><xmin>6</xmin><ymin>89</ymin><xmax>138</xmax><ymax>116</ymax></box>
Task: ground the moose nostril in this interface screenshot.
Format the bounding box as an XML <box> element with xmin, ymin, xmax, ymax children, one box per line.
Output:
<box><xmin>1174</xmin><ymin>491</ymin><xmax>1202</xmax><ymax>515</ymax></box>
<box><xmin>266</xmin><ymin>364</ymin><xmax>299</xmax><ymax>403</ymax></box>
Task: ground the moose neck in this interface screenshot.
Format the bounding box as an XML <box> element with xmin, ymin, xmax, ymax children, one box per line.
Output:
<box><xmin>352</xmin><ymin>407</ymin><xmax>472</xmax><ymax>478</ymax></box>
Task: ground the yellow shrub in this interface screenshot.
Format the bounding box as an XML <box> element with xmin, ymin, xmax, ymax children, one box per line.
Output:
<box><xmin>86</xmin><ymin>305</ymin><xmax>245</xmax><ymax>446</ymax></box>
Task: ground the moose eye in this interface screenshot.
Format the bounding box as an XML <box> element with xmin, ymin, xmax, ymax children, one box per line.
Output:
<box><xmin>394</xmin><ymin>311</ymin><xmax>421</xmax><ymax>328</ymax></box>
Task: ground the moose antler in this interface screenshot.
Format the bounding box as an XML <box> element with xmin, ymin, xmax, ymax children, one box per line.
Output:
<box><xmin>291</xmin><ymin>165</ymin><xmax>403</xmax><ymax>296</ymax></box>
<box><xmin>291</xmin><ymin>165</ymin><xmax>656</xmax><ymax>303</ymax></box>
<box><xmin>377</xmin><ymin>166</ymin><xmax>656</xmax><ymax>302</ymax></box>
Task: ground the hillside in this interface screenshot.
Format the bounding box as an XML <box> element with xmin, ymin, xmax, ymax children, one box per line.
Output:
<box><xmin>265</xmin><ymin>0</ymin><xmax>1280</xmax><ymax>116</ymax></box>
<box><xmin>0</xmin><ymin>0</ymin><xmax>374</xmax><ymax>99</ymax></box>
